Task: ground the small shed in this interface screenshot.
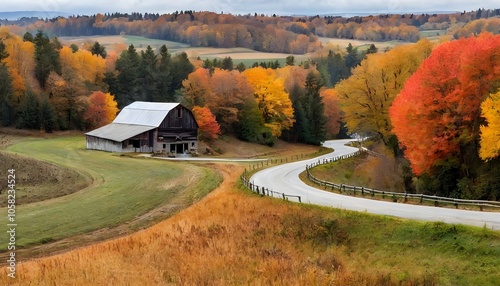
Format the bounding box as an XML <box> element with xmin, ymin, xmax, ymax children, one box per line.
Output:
<box><xmin>86</xmin><ymin>101</ymin><xmax>198</xmax><ymax>154</ymax></box>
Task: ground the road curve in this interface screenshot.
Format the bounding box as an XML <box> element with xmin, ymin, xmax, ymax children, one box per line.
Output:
<box><xmin>250</xmin><ymin>139</ymin><xmax>500</xmax><ymax>231</ymax></box>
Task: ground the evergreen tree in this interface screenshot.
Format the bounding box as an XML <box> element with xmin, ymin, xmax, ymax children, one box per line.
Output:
<box><xmin>170</xmin><ymin>52</ymin><xmax>194</xmax><ymax>99</ymax></box>
<box><xmin>0</xmin><ymin>40</ymin><xmax>7</xmax><ymax>61</ymax></box>
<box><xmin>34</xmin><ymin>30</ymin><xmax>61</xmax><ymax>89</ymax></box>
<box><xmin>70</xmin><ymin>43</ymin><xmax>79</xmax><ymax>53</ymax></box>
<box><xmin>221</xmin><ymin>56</ymin><xmax>233</xmax><ymax>70</ymax></box>
<box><xmin>304</xmin><ymin>71</ymin><xmax>327</xmax><ymax>145</ymax></box>
<box><xmin>23</xmin><ymin>32</ymin><xmax>33</xmax><ymax>42</ymax></box>
<box><xmin>156</xmin><ymin>45</ymin><xmax>173</xmax><ymax>101</ymax></box>
<box><xmin>236</xmin><ymin>62</ymin><xmax>246</xmax><ymax>72</ymax></box>
<box><xmin>90</xmin><ymin>41</ymin><xmax>107</xmax><ymax>58</ymax></box>
<box><xmin>292</xmin><ymin>71</ymin><xmax>327</xmax><ymax>145</ymax></box>
<box><xmin>40</xmin><ymin>97</ymin><xmax>58</xmax><ymax>132</ymax></box>
<box><xmin>0</xmin><ymin>39</ymin><xmax>14</xmax><ymax>126</ymax></box>
<box><xmin>17</xmin><ymin>92</ymin><xmax>40</xmax><ymax>130</ymax></box>
<box><xmin>286</xmin><ymin>55</ymin><xmax>295</xmax><ymax>66</ymax></box>
<box><xmin>113</xmin><ymin>44</ymin><xmax>141</xmax><ymax>107</ymax></box>
<box><xmin>366</xmin><ymin>44</ymin><xmax>378</xmax><ymax>54</ymax></box>
<box><xmin>139</xmin><ymin>45</ymin><xmax>159</xmax><ymax>101</ymax></box>
<box><xmin>292</xmin><ymin>99</ymin><xmax>312</xmax><ymax>143</ymax></box>
<box><xmin>345</xmin><ymin>43</ymin><xmax>362</xmax><ymax>70</ymax></box>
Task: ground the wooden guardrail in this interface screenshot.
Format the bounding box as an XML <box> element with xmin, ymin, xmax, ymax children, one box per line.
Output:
<box><xmin>306</xmin><ymin>152</ymin><xmax>500</xmax><ymax>211</ymax></box>
<box><xmin>241</xmin><ymin>176</ymin><xmax>302</xmax><ymax>203</ymax></box>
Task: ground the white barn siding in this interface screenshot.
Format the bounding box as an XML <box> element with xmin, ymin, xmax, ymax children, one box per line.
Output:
<box><xmin>86</xmin><ymin>136</ymin><xmax>123</xmax><ymax>152</ymax></box>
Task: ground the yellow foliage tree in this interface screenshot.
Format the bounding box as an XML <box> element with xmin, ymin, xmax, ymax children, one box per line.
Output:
<box><xmin>479</xmin><ymin>91</ymin><xmax>500</xmax><ymax>161</ymax></box>
<box><xmin>59</xmin><ymin>46</ymin><xmax>106</xmax><ymax>84</ymax></box>
<box><xmin>335</xmin><ymin>39</ymin><xmax>433</xmax><ymax>142</ymax></box>
<box><xmin>243</xmin><ymin>67</ymin><xmax>294</xmax><ymax>137</ymax></box>
<box><xmin>0</xmin><ymin>27</ymin><xmax>37</xmax><ymax>96</ymax></box>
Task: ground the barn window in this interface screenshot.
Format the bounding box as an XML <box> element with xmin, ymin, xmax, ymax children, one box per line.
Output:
<box><xmin>131</xmin><ymin>140</ymin><xmax>140</xmax><ymax>148</ymax></box>
<box><xmin>177</xmin><ymin>106</ymin><xmax>182</xmax><ymax>118</ymax></box>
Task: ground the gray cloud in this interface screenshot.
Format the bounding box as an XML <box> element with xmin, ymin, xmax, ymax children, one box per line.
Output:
<box><xmin>1</xmin><ymin>0</ymin><xmax>498</xmax><ymax>15</ymax></box>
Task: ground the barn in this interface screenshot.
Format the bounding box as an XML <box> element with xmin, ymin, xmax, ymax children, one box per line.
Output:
<box><xmin>85</xmin><ymin>101</ymin><xmax>198</xmax><ymax>154</ymax></box>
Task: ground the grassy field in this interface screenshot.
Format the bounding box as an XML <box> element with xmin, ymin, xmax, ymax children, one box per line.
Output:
<box><xmin>3</xmin><ymin>163</ymin><xmax>499</xmax><ymax>285</ymax></box>
<box><xmin>0</xmin><ymin>136</ymin><xmax>221</xmax><ymax>252</ymax></box>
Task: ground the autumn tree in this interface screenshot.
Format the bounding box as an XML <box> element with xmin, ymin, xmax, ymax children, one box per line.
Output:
<box><xmin>479</xmin><ymin>91</ymin><xmax>500</xmax><ymax>161</ymax></box>
<box><xmin>181</xmin><ymin>68</ymin><xmax>211</xmax><ymax>108</ymax></box>
<box><xmin>84</xmin><ymin>91</ymin><xmax>119</xmax><ymax>129</ymax></box>
<box><xmin>321</xmin><ymin>88</ymin><xmax>342</xmax><ymax>138</ymax></box>
<box><xmin>192</xmin><ymin>106</ymin><xmax>221</xmax><ymax>141</ymax></box>
<box><xmin>243</xmin><ymin>67</ymin><xmax>294</xmax><ymax>137</ymax></box>
<box><xmin>336</xmin><ymin>39</ymin><xmax>433</xmax><ymax>145</ymax></box>
<box><xmin>390</xmin><ymin>33</ymin><xmax>500</xmax><ymax>198</ymax></box>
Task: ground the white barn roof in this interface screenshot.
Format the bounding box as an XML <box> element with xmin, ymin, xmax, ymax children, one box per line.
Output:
<box><xmin>85</xmin><ymin>101</ymin><xmax>181</xmax><ymax>142</ymax></box>
<box><xmin>112</xmin><ymin>101</ymin><xmax>180</xmax><ymax>127</ymax></box>
<box><xmin>86</xmin><ymin>123</ymin><xmax>155</xmax><ymax>142</ymax></box>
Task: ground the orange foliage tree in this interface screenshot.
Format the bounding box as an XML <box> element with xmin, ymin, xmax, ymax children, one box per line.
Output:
<box><xmin>84</xmin><ymin>91</ymin><xmax>119</xmax><ymax>129</ymax></box>
<box><xmin>390</xmin><ymin>33</ymin><xmax>500</xmax><ymax>175</ymax></box>
<box><xmin>320</xmin><ymin>88</ymin><xmax>342</xmax><ymax>137</ymax></box>
<box><xmin>192</xmin><ymin>106</ymin><xmax>221</xmax><ymax>141</ymax></box>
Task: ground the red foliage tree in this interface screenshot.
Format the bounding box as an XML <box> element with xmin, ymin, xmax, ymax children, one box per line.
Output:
<box><xmin>192</xmin><ymin>106</ymin><xmax>221</xmax><ymax>141</ymax></box>
<box><xmin>389</xmin><ymin>33</ymin><xmax>500</xmax><ymax>175</ymax></box>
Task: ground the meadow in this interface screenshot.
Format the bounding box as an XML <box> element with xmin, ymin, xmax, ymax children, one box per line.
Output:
<box><xmin>2</xmin><ymin>163</ymin><xmax>499</xmax><ymax>285</ymax></box>
<box><xmin>0</xmin><ymin>135</ymin><xmax>221</xmax><ymax>259</ymax></box>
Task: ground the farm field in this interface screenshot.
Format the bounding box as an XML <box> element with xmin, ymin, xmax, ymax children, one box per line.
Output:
<box><xmin>318</xmin><ymin>37</ymin><xmax>408</xmax><ymax>51</ymax></box>
<box><xmin>60</xmin><ymin>35</ymin><xmax>308</xmax><ymax>64</ymax></box>
<box><xmin>0</xmin><ymin>135</ymin><xmax>221</xmax><ymax>259</ymax></box>
<box><xmin>2</xmin><ymin>163</ymin><xmax>499</xmax><ymax>285</ymax></box>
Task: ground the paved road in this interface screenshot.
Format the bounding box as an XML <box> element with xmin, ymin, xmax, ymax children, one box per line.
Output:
<box><xmin>250</xmin><ymin>139</ymin><xmax>500</xmax><ymax>230</ymax></box>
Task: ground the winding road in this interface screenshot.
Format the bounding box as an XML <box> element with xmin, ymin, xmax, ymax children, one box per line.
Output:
<box><xmin>250</xmin><ymin>139</ymin><xmax>500</xmax><ymax>230</ymax></box>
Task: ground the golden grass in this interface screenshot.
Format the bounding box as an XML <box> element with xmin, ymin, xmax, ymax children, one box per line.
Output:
<box><xmin>0</xmin><ymin>164</ymin><xmax>439</xmax><ymax>285</ymax></box>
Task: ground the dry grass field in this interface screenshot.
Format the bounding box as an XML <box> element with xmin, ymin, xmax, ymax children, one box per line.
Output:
<box><xmin>2</xmin><ymin>160</ymin><xmax>499</xmax><ymax>285</ymax></box>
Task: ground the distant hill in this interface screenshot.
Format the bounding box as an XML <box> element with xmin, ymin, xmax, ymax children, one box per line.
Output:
<box><xmin>0</xmin><ymin>11</ymin><xmax>72</xmax><ymax>20</ymax></box>
<box><xmin>292</xmin><ymin>11</ymin><xmax>460</xmax><ymax>17</ymax></box>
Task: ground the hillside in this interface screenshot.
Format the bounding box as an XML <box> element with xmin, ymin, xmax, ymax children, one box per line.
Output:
<box><xmin>2</xmin><ymin>163</ymin><xmax>499</xmax><ymax>285</ymax></box>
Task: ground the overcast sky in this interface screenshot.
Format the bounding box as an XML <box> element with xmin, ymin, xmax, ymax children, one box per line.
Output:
<box><xmin>1</xmin><ymin>0</ymin><xmax>499</xmax><ymax>16</ymax></box>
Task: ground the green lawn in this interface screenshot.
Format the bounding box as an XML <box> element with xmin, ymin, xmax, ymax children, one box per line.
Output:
<box><xmin>2</xmin><ymin>136</ymin><xmax>220</xmax><ymax>248</ymax></box>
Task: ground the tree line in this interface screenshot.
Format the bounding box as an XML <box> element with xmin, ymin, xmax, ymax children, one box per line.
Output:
<box><xmin>3</xmin><ymin>8</ymin><xmax>500</xmax><ymax>54</ymax></box>
<box><xmin>335</xmin><ymin>33</ymin><xmax>500</xmax><ymax>201</ymax></box>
